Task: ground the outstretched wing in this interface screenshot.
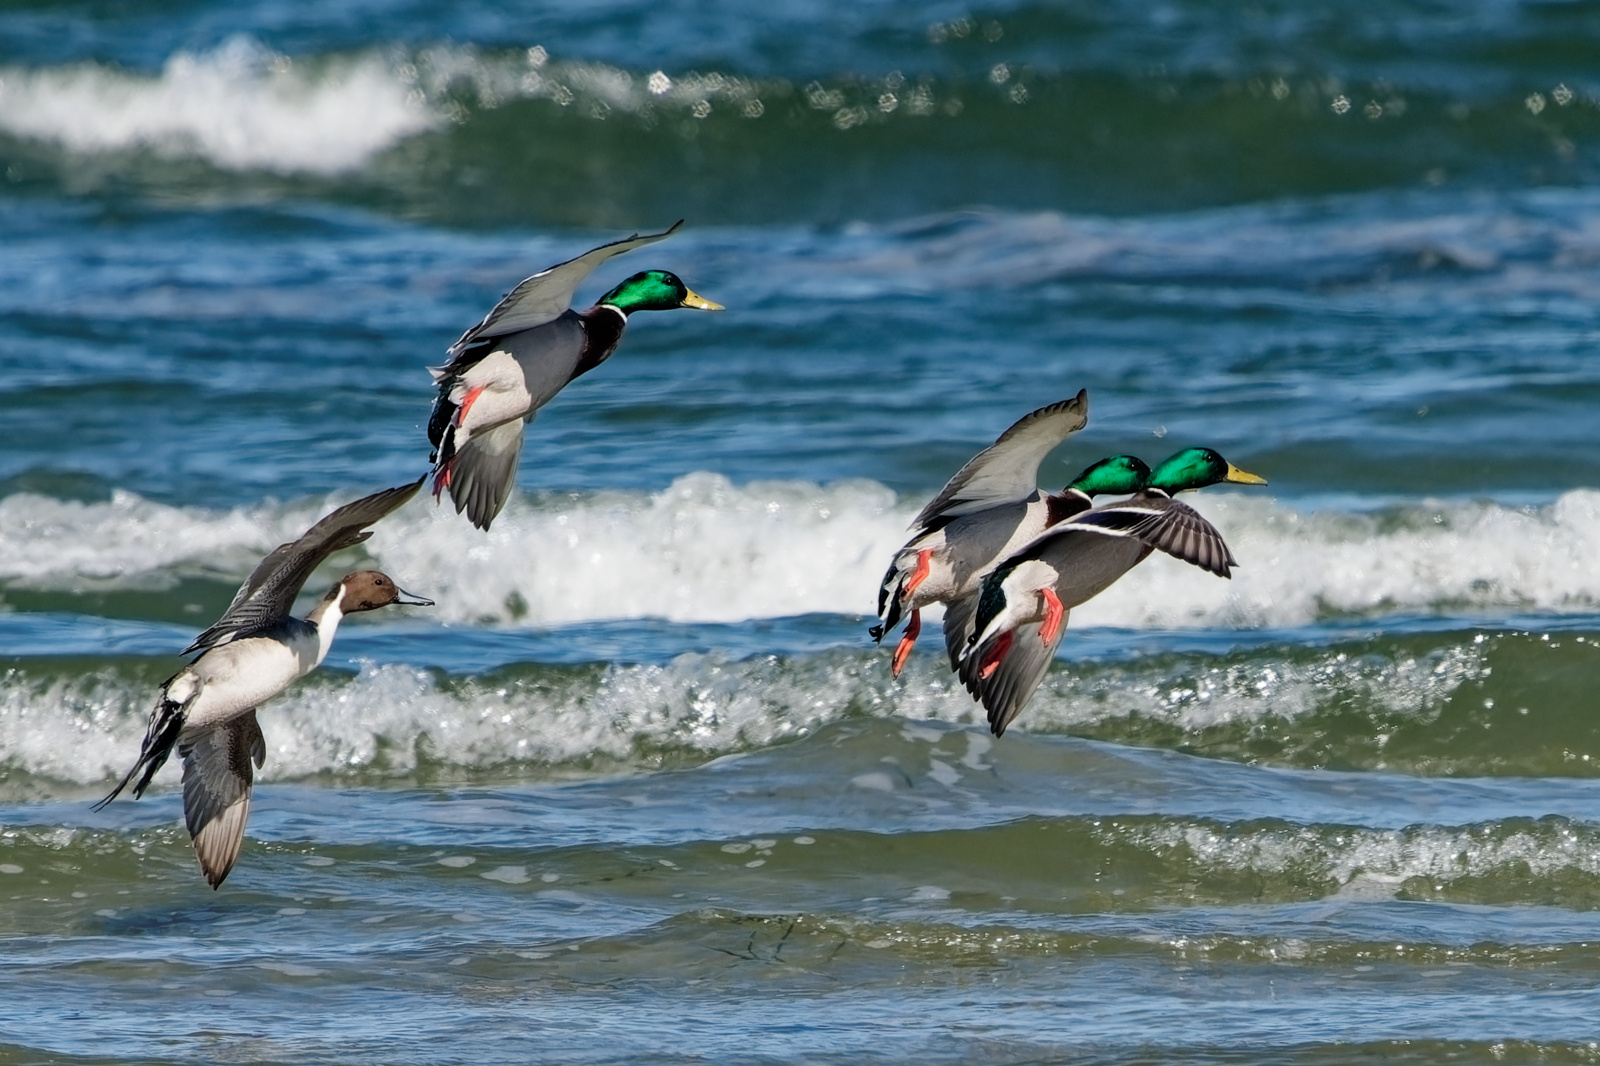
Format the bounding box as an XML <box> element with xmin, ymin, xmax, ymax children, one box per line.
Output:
<box><xmin>450</xmin><ymin>222</ymin><xmax>682</xmax><ymax>350</ymax></box>
<box><xmin>185</xmin><ymin>479</ymin><xmax>423</xmax><ymax>654</ymax></box>
<box><xmin>910</xmin><ymin>391</ymin><xmax>1088</xmax><ymax>531</ymax></box>
<box><xmin>957</xmin><ymin>618</ymin><xmax>1066</xmax><ymax>737</ymax></box>
<box><xmin>441</xmin><ymin>419</ymin><xmax>525</xmax><ymax>531</ymax></box>
<box><xmin>180</xmin><ymin>710</ymin><xmax>266</xmax><ymax>889</ymax></box>
<box><xmin>1054</xmin><ymin>494</ymin><xmax>1237</xmax><ymax>577</ymax></box>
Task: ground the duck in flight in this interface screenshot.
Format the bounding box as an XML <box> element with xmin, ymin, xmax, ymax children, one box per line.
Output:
<box><xmin>872</xmin><ymin>392</ymin><xmax>1149</xmax><ymax>676</ymax></box>
<box><xmin>951</xmin><ymin>448</ymin><xmax>1267</xmax><ymax>736</ymax></box>
<box><xmin>428</xmin><ymin>222</ymin><xmax>724</xmax><ymax>530</ymax></box>
<box><xmin>94</xmin><ymin>480</ymin><xmax>433</xmax><ymax>888</ymax></box>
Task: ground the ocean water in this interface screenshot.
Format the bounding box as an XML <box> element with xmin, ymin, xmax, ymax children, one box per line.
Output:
<box><xmin>4</xmin><ymin>0</ymin><xmax>1600</xmax><ymax>1062</ymax></box>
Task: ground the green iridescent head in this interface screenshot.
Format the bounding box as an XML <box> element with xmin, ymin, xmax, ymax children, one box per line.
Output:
<box><xmin>598</xmin><ymin>270</ymin><xmax>724</xmax><ymax>315</ymax></box>
<box><xmin>1066</xmin><ymin>454</ymin><xmax>1150</xmax><ymax>496</ymax></box>
<box><xmin>1147</xmin><ymin>447</ymin><xmax>1268</xmax><ymax>493</ymax></box>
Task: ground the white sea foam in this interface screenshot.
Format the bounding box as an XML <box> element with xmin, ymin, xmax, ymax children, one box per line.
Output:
<box><xmin>0</xmin><ymin>487</ymin><xmax>399</xmax><ymax>590</ymax></box>
<box><xmin>1120</xmin><ymin>818</ymin><xmax>1600</xmax><ymax>890</ymax></box>
<box><xmin>7</xmin><ymin>652</ymin><xmax>932</xmax><ymax>786</ymax></box>
<box><xmin>380</xmin><ymin>472</ymin><xmax>905</xmax><ymax>625</ymax></box>
<box><xmin>0</xmin><ymin>634</ymin><xmax>1516</xmax><ymax>789</ymax></box>
<box><xmin>5</xmin><ymin>476</ymin><xmax>1600</xmax><ymax>630</ymax></box>
<box><xmin>1021</xmin><ymin>640</ymin><xmax>1487</xmax><ymax>737</ymax></box>
<box><xmin>0</xmin><ymin>38</ymin><xmax>437</xmax><ymax>174</ymax></box>
<box><xmin>0</xmin><ymin>39</ymin><xmax>770</xmax><ymax>177</ymax></box>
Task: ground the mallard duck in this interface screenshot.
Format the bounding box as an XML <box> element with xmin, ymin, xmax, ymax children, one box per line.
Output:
<box><xmin>871</xmin><ymin>392</ymin><xmax>1151</xmax><ymax>676</ymax></box>
<box><xmin>94</xmin><ymin>480</ymin><xmax>433</xmax><ymax>888</ymax></box>
<box><xmin>427</xmin><ymin>222</ymin><xmax>724</xmax><ymax>530</ymax></box>
<box><xmin>951</xmin><ymin>447</ymin><xmax>1267</xmax><ymax>736</ymax></box>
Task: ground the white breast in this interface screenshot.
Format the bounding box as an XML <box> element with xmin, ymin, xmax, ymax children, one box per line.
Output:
<box><xmin>452</xmin><ymin>348</ymin><xmax>535</xmax><ymax>430</ymax></box>
<box><xmin>180</xmin><ymin>629</ymin><xmax>323</xmax><ymax>731</ymax></box>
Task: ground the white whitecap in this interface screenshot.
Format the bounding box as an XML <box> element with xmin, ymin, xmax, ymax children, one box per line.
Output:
<box><xmin>0</xmin><ymin>38</ymin><xmax>439</xmax><ymax>174</ymax></box>
<box><xmin>13</xmin><ymin>477</ymin><xmax>1600</xmax><ymax>631</ymax></box>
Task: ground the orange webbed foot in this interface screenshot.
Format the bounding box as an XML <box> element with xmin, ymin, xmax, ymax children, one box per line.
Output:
<box><xmin>978</xmin><ymin>630</ymin><xmax>1014</xmax><ymax>680</ymax></box>
<box><xmin>891</xmin><ymin>609</ymin><xmax>921</xmax><ymax>677</ymax></box>
<box><xmin>1039</xmin><ymin>588</ymin><xmax>1064</xmax><ymax>645</ymax></box>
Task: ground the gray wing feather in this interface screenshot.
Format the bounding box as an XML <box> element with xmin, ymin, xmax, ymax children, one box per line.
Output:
<box><xmin>911</xmin><ymin>391</ymin><xmax>1088</xmax><ymax>530</ymax></box>
<box><xmin>447</xmin><ymin>419</ymin><xmax>526</xmax><ymax>531</ymax></box>
<box><xmin>451</xmin><ymin>222</ymin><xmax>681</xmax><ymax>349</ymax></box>
<box><xmin>180</xmin><ymin>710</ymin><xmax>266</xmax><ymax>889</ymax></box>
<box><xmin>957</xmin><ymin>617</ymin><xmax>1066</xmax><ymax>737</ymax></box>
<box><xmin>186</xmin><ymin>479</ymin><xmax>423</xmax><ymax>654</ymax></box>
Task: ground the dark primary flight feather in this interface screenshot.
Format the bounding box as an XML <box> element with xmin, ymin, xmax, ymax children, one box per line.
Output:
<box><xmin>958</xmin><ymin>618</ymin><xmax>1063</xmax><ymax>737</ymax></box>
<box><xmin>181</xmin><ymin>709</ymin><xmax>265</xmax><ymax>888</ymax></box>
<box><xmin>1049</xmin><ymin>494</ymin><xmax>1238</xmax><ymax>577</ymax></box>
<box><xmin>183</xmin><ymin>478</ymin><xmax>423</xmax><ymax>655</ymax></box>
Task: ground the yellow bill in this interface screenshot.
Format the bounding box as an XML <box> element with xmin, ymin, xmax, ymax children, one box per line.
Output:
<box><xmin>1224</xmin><ymin>463</ymin><xmax>1268</xmax><ymax>486</ymax></box>
<box><xmin>680</xmin><ymin>288</ymin><xmax>724</xmax><ymax>311</ymax></box>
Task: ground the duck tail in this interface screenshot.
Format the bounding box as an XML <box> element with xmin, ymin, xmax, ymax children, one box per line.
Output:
<box><xmin>870</xmin><ymin>558</ymin><xmax>908</xmax><ymax>643</ymax></box>
<box><xmin>93</xmin><ymin>688</ymin><xmax>188</xmax><ymax>811</ymax></box>
<box><xmin>870</xmin><ymin>596</ymin><xmax>903</xmax><ymax>644</ymax></box>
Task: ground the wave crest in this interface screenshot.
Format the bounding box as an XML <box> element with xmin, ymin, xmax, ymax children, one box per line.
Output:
<box><xmin>0</xmin><ymin>37</ymin><xmax>438</xmax><ymax>174</ymax></box>
<box><xmin>5</xmin><ymin>477</ymin><xmax>1600</xmax><ymax>630</ymax></box>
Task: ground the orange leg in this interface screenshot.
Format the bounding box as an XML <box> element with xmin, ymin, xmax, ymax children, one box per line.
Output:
<box><xmin>453</xmin><ymin>385</ymin><xmax>485</xmax><ymax>427</ymax></box>
<box><xmin>1039</xmin><ymin>588</ymin><xmax>1065</xmax><ymax>645</ymax></box>
<box><xmin>891</xmin><ymin>609</ymin><xmax>921</xmax><ymax>678</ymax></box>
<box><xmin>978</xmin><ymin>630</ymin><xmax>1014</xmax><ymax>680</ymax></box>
<box><xmin>431</xmin><ymin>460</ymin><xmax>454</xmax><ymax>499</ymax></box>
<box><xmin>901</xmin><ymin>549</ymin><xmax>934</xmax><ymax>599</ymax></box>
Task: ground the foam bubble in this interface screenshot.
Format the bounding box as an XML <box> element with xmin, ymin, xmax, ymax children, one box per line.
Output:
<box><xmin>0</xmin><ymin>38</ymin><xmax>438</xmax><ymax>174</ymax></box>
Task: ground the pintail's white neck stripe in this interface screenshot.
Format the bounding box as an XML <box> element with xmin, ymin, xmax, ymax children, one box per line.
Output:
<box><xmin>309</xmin><ymin>583</ymin><xmax>347</xmax><ymax>668</ymax></box>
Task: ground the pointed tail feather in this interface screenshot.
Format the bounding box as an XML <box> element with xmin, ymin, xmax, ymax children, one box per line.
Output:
<box><xmin>92</xmin><ymin>691</ymin><xmax>186</xmax><ymax>811</ymax></box>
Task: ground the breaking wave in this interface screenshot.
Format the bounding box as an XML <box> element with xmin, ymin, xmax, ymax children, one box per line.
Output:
<box><xmin>0</xmin><ymin>37</ymin><xmax>437</xmax><ymax>174</ymax></box>
<box><xmin>4</xmin><ymin>627</ymin><xmax>1596</xmax><ymax>790</ymax></box>
<box><xmin>4</xmin><ymin>475</ymin><xmax>1600</xmax><ymax>630</ymax></box>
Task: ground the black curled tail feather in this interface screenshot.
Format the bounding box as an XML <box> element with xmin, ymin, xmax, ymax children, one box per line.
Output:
<box><xmin>870</xmin><ymin>595</ymin><xmax>903</xmax><ymax>644</ymax></box>
<box><xmin>870</xmin><ymin>562</ymin><xmax>905</xmax><ymax>643</ymax></box>
<box><xmin>427</xmin><ymin>394</ymin><xmax>457</xmax><ymax>465</ymax></box>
